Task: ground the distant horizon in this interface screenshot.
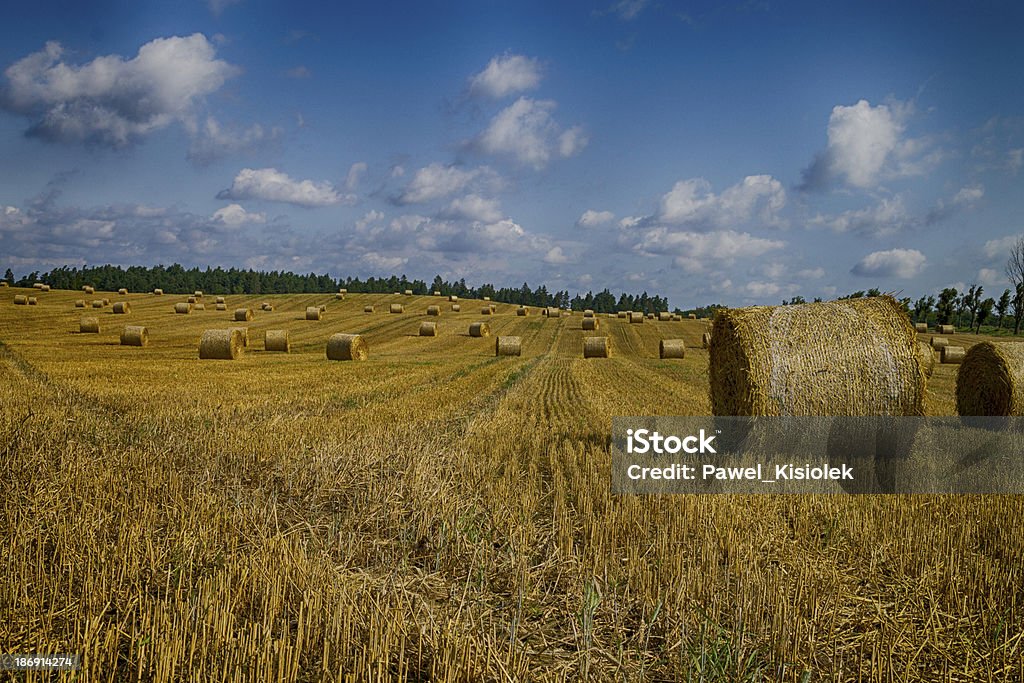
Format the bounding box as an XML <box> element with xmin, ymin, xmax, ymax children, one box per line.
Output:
<box><xmin>2</xmin><ymin>1</ymin><xmax>1022</xmax><ymax>309</ymax></box>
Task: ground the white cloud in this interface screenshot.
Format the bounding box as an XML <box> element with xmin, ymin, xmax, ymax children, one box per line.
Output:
<box><xmin>208</xmin><ymin>0</ymin><xmax>242</xmax><ymax>15</ymax></box>
<box><xmin>657</xmin><ymin>175</ymin><xmax>786</xmax><ymax>229</ymax></box>
<box><xmin>185</xmin><ymin>116</ymin><xmax>281</xmax><ymax>165</ymax></box>
<box><xmin>808</xmin><ymin>195</ymin><xmax>911</xmax><ymax>237</ymax></box>
<box><xmin>398</xmin><ymin>163</ymin><xmax>494</xmax><ymax>203</ymax></box>
<box><xmin>543</xmin><ymin>246</ymin><xmax>570</xmax><ymax>264</ymax></box>
<box><xmin>797</xmin><ymin>267</ymin><xmax>826</xmax><ymax>279</ymax></box>
<box><xmin>978</xmin><ymin>268</ymin><xmax>1003</xmax><ymax>287</ymax></box>
<box><xmin>345</xmin><ymin>162</ymin><xmax>367</xmax><ymax>191</ymax></box>
<box><xmin>576</xmin><ymin>209</ymin><xmax>615</xmax><ymax>228</ymax></box>
<box><xmin>475</xmin><ymin>97</ymin><xmax>587</xmax><ymax>169</ymax></box>
<box><xmin>218</xmin><ymin>168</ymin><xmax>348</xmax><ymax>207</ymax></box>
<box><xmin>211</xmin><ymin>203</ymin><xmax>265</xmax><ymax>228</ymax></box>
<box><xmin>441</xmin><ymin>194</ymin><xmax>503</xmax><ymax>222</ymax></box>
<box><xmin>285</xmin><ymin>66</ymin><xmax>311</xmax><ymax>79</ymax></box>
<box><xmin>851</xmin><ymin>248</ymin><xmax>926</xmax><ymax>278</ymax></box>
<box><xmin>626</xmin><ymin>228</ymin><xmax>785</xmax><ymax>274</ymax></box>
<box><xmin>1</xmin><ymin>34</ymin><xmax>238</xmax><ymax>147</ymax></box>
<box><xmin>362</xmin><ymin>252</ymin><xmax>408</xmax><ymax>271</ymax></box>
<box><xmin>984</xmin><ymin>234</ymin><xmax>1022</xmax><ymax>259</ymax></box>
<box><xmin>952</xmin><ymin>184</ymin><xmax>984</xmax><ymax>205</ymax></box>
<box><xmin>469</xmin><ymin>53</ymin><xmax>542</xmax><ymax>99</ymax></box>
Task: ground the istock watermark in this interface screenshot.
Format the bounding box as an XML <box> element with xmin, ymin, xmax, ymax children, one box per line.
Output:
<box><xmin>611</xmin><ymin>417</ymin><xmax>1024</xmax><ymax>494</ymax></box>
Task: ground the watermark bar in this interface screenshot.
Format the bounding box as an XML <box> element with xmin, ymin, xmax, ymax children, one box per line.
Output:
<box><xmin>612</xmin><ymin>416</ymin><xmax>1024</xmax><ymax>494</ymax></box>
<box><xmin>0</xmin><ymin>654</ymin><xmax>81</xmax><ymax>671</ymax></box>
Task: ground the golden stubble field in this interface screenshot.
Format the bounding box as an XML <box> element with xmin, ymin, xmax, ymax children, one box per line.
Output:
<box><xmin>0</xmin><ymin>287</ymin><xmax>1021</xmax><ymax>681</ymax></box>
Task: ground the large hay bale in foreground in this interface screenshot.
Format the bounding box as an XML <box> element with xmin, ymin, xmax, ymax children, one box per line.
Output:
<box><xmin>92</xmin><ymin>300</ymin><xmax>104</xmax><ymax>309</ymax></box>
<box><xmin>930</xmin><ymin>336</ymin><xmax>949</xmax><ymax>350</ymax></box>
<box><xmin>915</xmin><ymin>322</ymin><xmax>927</xmax><ymax>333</ymax></box>
<box><xmin>327</xmin><ymin>333</ymin><xmax>368</xmax><ymax>361</ymax></box>
<box><xmin>937</xmin><ymin>324</ymin><xmax>955</xmax><ymax>335</ymax></box>
<box><xmin>469</xmin><ymin>322</ymin><xmax>490</xmax><ymax>337</ymax></box>
<box><xmin>120</xmin><ymin>325</ymin><xmax>148</xmax><ymax>347</ymax></box>
<box><xmin>153</xmin><ymin>288</ymin><xmax>163</xmax><ymax>295</ymax></box>
<box><xmin>496</xmin><ymin>336</ymin><xmax>522</xmax><ymax>356</ymax></box>
<box><xmin>113</xmin><ymin>301</ymin><xmax>130</xmax><ymax>314</ymax></box>
<box><xmin>14</xmin><ymin>295</ymin><xmax>27</xmax><ymax>305</ymax></box>
<box><xmin>74</xmin><ymin>300</ymin><xmax>86</xmax><ymax>308</ymax></box>
<box><xmin>941</xmin><ymin>346</ymin><xmax>965</xmax><ymax>364</ymax></box>
<box><xmin>390</xmin><ymin>303</ymin><xmax>404</xmax><ymax>314</ymax></box>
<box><xmin>427</xmin><ymin>305</ymin><xmax>441</xmax><ymax>316</ymax></box>
<box><xmin>957</xmin><ymin>342</ymin><xmax>1024</xmax><ymax>415</ymax></box>
<box><xmin>265</xmin><ymin>330</ymin><xmax>290</xmax><ymax>352</ymax></box>
<box><xmin>583</xmin><ymin>337</ymin><xmax>610</xmax><ymax>358</ymax></box>
<box><xmin>199</xmin><ymin>329</ymin><xmax>244</xmax><ymax>360</ymax></box>
<box><xmin>451</xmin><ymin>304</ymin><xmax>461</xmax><ymax>312</ymax></box>
<box><xmin>215</xmin><ymin>303</ymin><xmax>227</xmax><ymax>311</ymax></box>
<box><xmin>709</xmin><ymin>297</ymin><xmax>925</xmax><ymax>416</ymax></box>
<box><xmin>80</xmin><ymin>317</ymin><xmax>100</xmax><ymax>333</ymax></box>
<box><xmin>175</xmin><ymin>302</ymin><xmax>192</xmax><ymax>314</ymax></box>
<box><xmin>917</xmin><ymin>341</ymin><xmax>935</xmax><ymax>378</ymax></box>
<box><xmin>517</xmin><ymin>306</ymin><xmax>529</xmax><ymax>316</ymax></box>
<box><xmin>660</xmin><ymin>339</ymin><xmax>686</xmax><ymax>359</ymax></box>
<box><xmin>236</xmin><ymin>308</ymin><xmax>254</xmax><ymax>322</ymax></box>
<box><xmin>419</xmin><ymin>321</ymin><xmax>438</xmax><ymax>336</ymax></box>
<box><xmin>582</xmin><ymin>317</ymin><xmax>599</xmax><ymax>331</ymax></box>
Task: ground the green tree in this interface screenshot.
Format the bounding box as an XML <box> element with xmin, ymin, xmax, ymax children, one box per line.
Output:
<box><xmin>976</xmin><ymin>297</ymin><xmax>995</xmax><ymax>333</ymax></box>
<box><xmin>936</xmin><ymin>288</ymin><xmax>958</xmax><ymax>326</ymax></box>
<box><xmin>996</xmin><ymin>289</ymin><xmax>1011</xmax><ymax>329</ymax></box>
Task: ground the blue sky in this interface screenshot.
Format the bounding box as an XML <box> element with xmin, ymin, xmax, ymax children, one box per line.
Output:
<box><xmin>1</xmin><ymin>0</ymin><xmax>1022</xmax><ymax>307</ymax></box>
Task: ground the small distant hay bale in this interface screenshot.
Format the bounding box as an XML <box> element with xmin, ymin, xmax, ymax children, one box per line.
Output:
<box><xmin>40</xmin><ymin>285</ymin><xmax>50</xmax><ymax>292</ymax></box>
<box><xmin>336</xmin><ymin>293</ymin><xmax>345</xmax><ymax>300</ymax></box>
<box><xmin>83</xmin><ymin>285</ymin><xmax>94</xmax><ymax>294</ymax></box>
<box><xmin>199</xmin><ymin>329</ymin><xmax>244</xmax><ymax>360</ymax></box>
<box><xmin>187</xmin><ymin>296</ymin><xmax>197</xmax><ymax>304</ymax></box>
<box><xmin>629</xmin><ymin>312</ymin><xmax>644</xmax><ymax>324</ymax></box>
<box><xmin>702</xmin><ymin>332</ymin><xmax>712</xmax><ymax>348</ymax></box>
<box><xmin>427</xmin><ymin>305</ymin><xmax>441</xmax><ymax>316</ymax></box>
<box><xmin>496</xmin><ymin>336</ymin><xmax>522</xmax><ymax>356</ymax></box>
<box><xmin>0</xmin><ymin>281</ymin><xmax>7</xmax><ymax>287</ymax></box>
<box><xmin>433</xmin><ymin>290</ymin><xmax>441</xmax><ymax>296</ymax></box>
<box><xmin>647</xmin><ymin>313</ymin><xmax>655</xmax><ymax>320</ymax></box>
<box><xmin>74</xmin><ymin>299</ymin><xmax>86</xmax><ymax>308</ymax></box>
<box><xmin>469</xmin><ymin>322</ymin><xmax>490</xmax><ymax>337</ymax></box>
<box><xmin>483</xmin><ymin>296</ymin><xmax>491</xmax><ymax>301</ymax></box>
<box><xmin>32</xmin><ymin>283</ymin><xmax>45</xmax><ymax>289</ymax></box>
<box><xmin>174</xmin><ymin>302</ymin><xmax>192</xmax><ymax>314</ymax></box>
<box><xmin>364</xmin><ymin>305</ymin><xmax>375</xmax><ymax>313</ymax></box>
<box><xmin>937</xmin><ymin>324</ymin><xmax>955</xmax><ymax>335</ymax></box>
<box><xmin>419</xmin><ymin>321</ymin><xmax>438</xmax><ymax>336</ymax></box>
<box><xmin>617</xmin><ymin>311</ymin><xmax>627</xmax><ymax>319</ymax></box>
<box><xmin>120</xmin><ymin>325</ymin><xmax>148</xmax><ymax>347</ymax></box>
<box><xmin>709</xmin><ymin>296</ymin><xmax>925</xmax><ymax>416</ymax></box>
<box><xmin>117</xmin><ymin>288</ymin><xmax>128</xmax><ymax>295</ymax></box>
<box><xmin>215</xmin><ymin>303</ymin><xmax>227</xmax><ymax>311</ymax></box>
<box><xmin>265</xmin><ymin>330</ymin><xmax>290</xmax><ymax>352</ymax></box>
<box><xmin>660</xmin><ymin>339</ymin><xmax>686</xmax><ymax>359</ymax></box>
<box><xmin>482</xmin><ymin>306</ymin><xmax>493</xmax><ymax>315</ymax></box>
<box><xmin>80</xmin><ymin>317</ymin><xmax>100</xmax><ymax>333</ymax></box>
<box><xmin>113</xmin><ymin>301</ymin><xmax>130</xmax><ymax>314</ymax></box>
<box><xmin>914</xmin><ymin>322</ymin><xmax>927</xmax><ymax>333</ymax></box>
<box><xmin>261</xmin><ymin>303</ymin><xmax>274</xmax><ymax>311</ymax></box>
<box><xmin>235</xmin><ymin>308</ymin><xmax>255</xmax><ymax>322</ymax></box>
<box><xmin>194</xmin><ymin>291</ymin><xmax>203</xmax><ymax>298</ymax></box>
<box><xmin>918</xmin><ymin>341</ymin><xmax>935</xmax><ymax>378</ymax></box>
<box><xmin>671</xmin><ymin>314</ymin><xmax>682</xmax><ymax>321</ymax></box>
<box><xmin>930</xmin><ymin>336</ymin><xmax>949</xmax><ymax>350</ymax></box>
<box><xmin>327</xmin><ymin>333</ymin><xmax>368</xmax><ymax>361</ymax></box>
<box><xmin>404</xmin><ymin>289</ymin><xmax>413</xmax><ymax>296</ymax></box>
<box><xmin>941</xmin><ymin>346</ymin><xmax>965</xmax><ymax>364</ymax></box>
<box><xmin>319</xmin><ymin>304</ymin><xmax>327</xmax><ymax>313</ymax></box>
<box><xmin>92</xmin><ymin>300</ymin><xmax>104</xmax><ymax>308</ymax></box>
<box><xmin>102</xmin><ymin>298</ymin><xmax>110</xmax><ymax>306</ymax></box>
<box><xmin>541</xmin><ymin>308</ymin><xmax>548</xmax><ymax>317</ymax></box>
<box><xmin>194</xmin><ymin>303</ymin><xmax>206</xmax><ymax>311</ymax></box>
<box><xmin>339</xmin><ymin>288</ymin><xmax>348</xmax><ymax>295</ymax></box>
<box><xmin>658</xmin><ymin>312</ymin><xmax>671</xmax><ymax>321</ymax></box>
<box><xmin>390</xmin><ymin>303</ymin><xmax>404</xmax><ymax>314</ymax></box>
<box><xmin>14</xmin><ymin>295</ymin><xmax>28</xmax><ymax>305</ymax></box>
<box><xmin>28</xmin><ymin>297</ymin><xmax>38</xmax><ymax>305</ymax></box>
<box><xmin>305</xmin><ymin>306</ymin><xmax>322</xmax><ymax>321</ymax></box>
<box><xmin>517</xmin><ymin>306</ymin><xmax>529</xmax><ymax>316</ymax></box>
<box><xmin>582</xmin><ymin>317</ymin><xmax>600</xmax><ymax>330</ymax></box>
<box><xmin>688</xmin><ymin>313</ymin><xmax>697</xmax><ymax>319</ymax></box>
<box><xmin>547</xmin><ymin>307</ymin><xmax>561</xmax><ymax>318</ymax></box>
<box><xmin>583</xmin><ymin>336</ymin><xmax>610</xmax><ymax>358</ymax></box>
<box><xmin>583</xmin><ymin>309</ymin><xmax>595</xmax><ymax>317</ymax></box>
<box><xmin>215</xmin><ymin>296</ymin><xmax>225</xmax><ymax>304</ymax></box>
<box><xmin>451</xmin><ymin>304</ymin><xmax>461</xmax><ymax>312</ymax></box>
<box><xmin>449</xmin><ymin>295</ymin><xmax>459</xmax><ymax>302</ymax></box>
<box><xmin>153</xmin><ymin>288</ymin><xmax>163</xmax><ymax>295</ymax></box>
<box><xmin>956</xmin><ymin>342</ymin><xmax>1024</xmax><ymax>415</ymax></box>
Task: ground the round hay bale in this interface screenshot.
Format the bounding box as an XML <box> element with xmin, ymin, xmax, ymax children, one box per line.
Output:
<box><xmin>541</xmin><ymin>308</ymin><xmax>548</xmax><ymax>317</ymax></box>
<box><xmin>582</xmin><ymin>317</ymin><xmax>600</xmax><ymax>330</ymax></box>
<box><xmin>194</xmin><ymin>303</ymin><xmax>206</xmax><ymax>311</ymax></box>
<box><xmin>153</xmin><ymin>288</ymin><xmax>163</xmax><ymax>295</ymax></box>
<box><xmin>547</xmin><ymin>307</ymin><xmax>561</xmax><ymax>319</ymax></box>
<box><xmin>709</xmin><ymin>296</ymin><xmax>925</xmax><ymax>416</ymax></box>
<box><xmin>101</xmin><ymin>298</ymin><xmax>110</xmax><ymax>306</ymax></box>
<box><xmin>215</xmin><ymin>303</ymin><xmax>227</xmax><ymax>311</ymax></box>
<box><xmin>629</xmin><ymin>312</ymin><xmax>644</xmax><ymax>324</ymax></box>
<box><xmin>451</xmin><ymin>304</ymin><xmax>461</xmax><ymax>312</ymax></box>
<box><xmin>647</xmin><ymin>313</ymin><xmax>655</xmax><ymax>320</ymax></box>
<box><xmin>336</xmin><ymin>293</ymin><xmax>346</xmax><ymax>300</ymax></box>
<box><xmin>120</xmin><ymin>325</ymin><xmax>148</xmax><ymax>347</ymax></box>
<box><xmin>583</xmin><ymin>336</ymin><xmax>610</xmax><ymax>358</ymax></box>
<box><xmin>318</xmin><ymin>304</ymin><xmax>327</xmax><ymax>313</ymax></box>
<box><xmin>235</xmin><ymin>308</ymin><xmax>254</xmax><ymax>322</ymax></box>
<box><xmin>117</xmin><ymin>288</ymin><xmax>128</xmax><ymax>295</ymax></box>
<box><xmin>419</xmin><ymin>321</ymin><xmax>438</xmax><ymax>336</ymax></box>
<box><xmin>229</xmin><ymin>327</ymin><xmax>250</xmax><ymax>347</ymax></box>
<box><xmin>74</xmin><ymin>299</ymin><xmax>86</xmax><ymax>308</ymax></box>
<box><xmin>327</xmin><ymin>333</ymin><xmax>368</xmax><ymax>361</ymax></box>
<box><xmin>448</xmin><ymin>295</ymin><xmax>459</xmax><ymax>302</ymax></box>
<box><xmin>174</xmin><ymin>302</ymin><xmax>192</xmax><ymax>314</ymax></box>
<box><xmin>265</xmin><ymin>330</ymin><xmax>290</xmax><ymax>352</ymax></box>
<box><xmin>390</xmin><ymin>303</ymin><xmax>404</xmax><ymax>314</ymax></box>
<box><xmin>364</xmin><ymin>305</ymin><xmax>375</xmax><ymax>313</ymax></box>
<box><xmin>339</xmin><ymin>288</ymin><xmax>348</xmax><ymax>295</ymax></box>
<box><xmin>658</xmin><ymin>312</ymin><xmax>671</xmax><ymax>321</ymax></box>
<box><xmin>199</xmin><ymin>329</ymin><xmax>244</xmax><ymax>360</ymax></box>
<box><xmin>112</xmin><ymin>301</ymin><xmax>130</xmax><ymax>314</ymax></box>
<box><xmin>32</xmin><ymin>283</ymin><xmax>45</xmax><ymax>289</ymax></box>
<box><xmin>92</xmin><ymin>300</ymin><xmax>104</xmax><ymax>308</ymax></box>
<box><xmin>481</xmin><ymin>307</ymin><xmax>493</xmax><ymax>315</ymax></box>
<box><xmin>661</xmin><ymin>339</ymin><xmax>686</xmax><ymax>359</ymax></box>
<box><xmin>305</xmin><ymin>305</ymin><xmax>321</xmax><ymax>320</ymax></box>
<box><xmin>215</xmin><ymin>296</ymin><xmax>225</xmax><ymax>304</ymax></box>
<box><xmin>617</xmin><ymin>311</ymin><xmax>627</xmax><ymax>319</ymax></box>
<box><xmin>194</xmin><ymin>291</ymin><xmax>203</xmax><ymax>298</ymax></box>
<box><xmin>83</xmin><ymin>285</ymin><xmax>94</xmax><ymax>294</ymax></box>
<box><xmin>918</xmin><ymin>341</ymin><xmax>935</xmax><ymax>379</ymax></box>
<box><xmin>40</xmin><ymin>285</ymin><xmax>50</xmax><ymax>292</ymax></box>
<box><xmin>517</xmin><ymin>306</ymin><xmax>529</xmax><ymax>316</ymax></box>
<box><xmin>941</xmin><ymin>346</ymin><xmax>965</xmax><ymax>364</ymax></box>
<box><xmin>261</xmin><ymin>303</ymin><xmax>274</xmax><ymax>311</ymax></box>
<box><xmin>469</xmin><ymin>322</ymin><xmax>490</xmax><ymax>337</ymax></box>
<box><xmin>0</xmin><ymin>282</ymin><xmax>7</xmax><ymax>287</ymax></box>
<box><xmin>80</xmin><ymin>317</ymin><xmax>100</xmax><ymax>333</ymax></box>
<box><xmin>930</xmin><ymin>336</ymin><xmax>949</xmax><ymax>350</ymax></box>
<box><xmin>914</xmin><ymin>322</ymin><xmax>928</xmax><ymax>333</ymax></box>
<box><xmin>496</xmin><ymin>336</ymin><xmax>522</xmax><ymax>356</ymax></box>
<box><xmin>433</xmin><ymin>291</ymin><xmax>441</xmax><ymax>296</ymax></box>
<box><xmin>483</xmin><ymin>296</ymin><xmax>491</xmax><ymax>301</ymax></box>
<box><xmin>28</xmin><ymin>297</ymin><xmax>37</xmax><ymax>305</ymax></box>
<box><xmin>956</xmin><ymin>342</ymin><xmax>1024</xmax><ymax>415</ymax></box>
<box><xmin>427</xmin><ymin>305</ymin><xmax>441</xmax><ymax>316</ymax></box>
<box><xmin>702</xmin><ymin>331</ymin><xmax>712</xmax><ymax>349</ymax></box>
<box><xmin>688</xmin><ymin>313</ymin><xmax>697</xmax><ymax>320</ymax></box>
<box><xmin>187</xmin><ymin>296</ymin><xmax>197</xmax><ymax>304</ymax></box>
<box><xmin>14</xmin><ymin>295</ymin><xmax>27</xmax><ymax>305</ymax></box>
<box><xmin>404</xmin><ymin>289</ymin><xmax>413</xmax><ymax>296</ymax></box>
<box><xmin>583</xmin><ymin>309</ymin><xmax>595</xmax><ymax>317</ymax></box>
<box><xmin>937</xmin><ymin>324</ymin><xmax>955</xmax><ymax>335</ymax></box>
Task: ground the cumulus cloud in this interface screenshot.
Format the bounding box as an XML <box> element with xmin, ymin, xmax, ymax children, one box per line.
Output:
<box><xmin>851</xmin><ymin>248</ymin><xmax>926</xmax><ymax>278</ymax></box>
<box><xmin>1</xmin><ymin>34</ymin><xmax>238</xmax><ymax>147</ymax></box>
<box><xmin>208</xmin><ymin>0</ymin><xmax>242</xmax><ymax>15</ymax></box>
<box><xmin>808</xmin><ymin>195</ymin><xmax>912</xmax><ymax>237</ymax></box>
<box><xmin>624</xmin><ymin>227</ymin><xmax>785</xmax><ymax>274</ymax></box>
<box><xmin>440</xmin><ymin>194</ymin><xmax>503</xmax><ymax>222</ymax></box>
<box><xmin>656</xmin><ymin>175</ymin><xmax>786</xmax><ymax>229</ymax></box>
<box><xmin>984</xmin><ymin>234</ymin><xmax>1022</xmax><ymax>260</ymax></box>
<box><xmin>211</xmin><ymin>203</ymin><xmax>265</xmax><ymax>228</ymax></box>
<box><xmin>543</xmin><ymin>246</ymin><xmax>570</xmax><ymax>264</ymax></box>
<box><xmin>469</xmin><ymin>53</ymin><xmax>542</xmax><ymax>99</ymax></box>
<box><xmin>185</xmin><ymin>116</ymin><xmax>281</xmax><ymax>165</ymax></box>
<box><xmin>576</xmin><ymin>209</ymin><xmax>615</xmax><ymax>228</ymax></box>
<box><xmin>217</xmin><ymin>168</ymin><xmax>349</xmax><ymax>207</ymax></box>
<box><xmin>800</xmin><ymin>99</ymin><xmax>937</xmax><ymax>191</ymax></box>
<box><xmin>978</xmin><ymin>268</ymin><xmax>1003</xmax><ymax>287</ymax></box>
<box><xmin>345</xmin><ymin>162</ymin><xmax>367</xmax><ymax>191</ymax></box>
<box><xmin>924</xmin><ymin>184</ymin><xmax>984</xmax><ymax>224</ymax></box>
<box><xmin>474</xmin><ymin>97</ymin><xmax>587</xmax><ymax>169</ymax></box>
<box><xmin>397</xmin><ymin>163</ymin><xmax>496</xmax><ymax>204</ymax></box>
